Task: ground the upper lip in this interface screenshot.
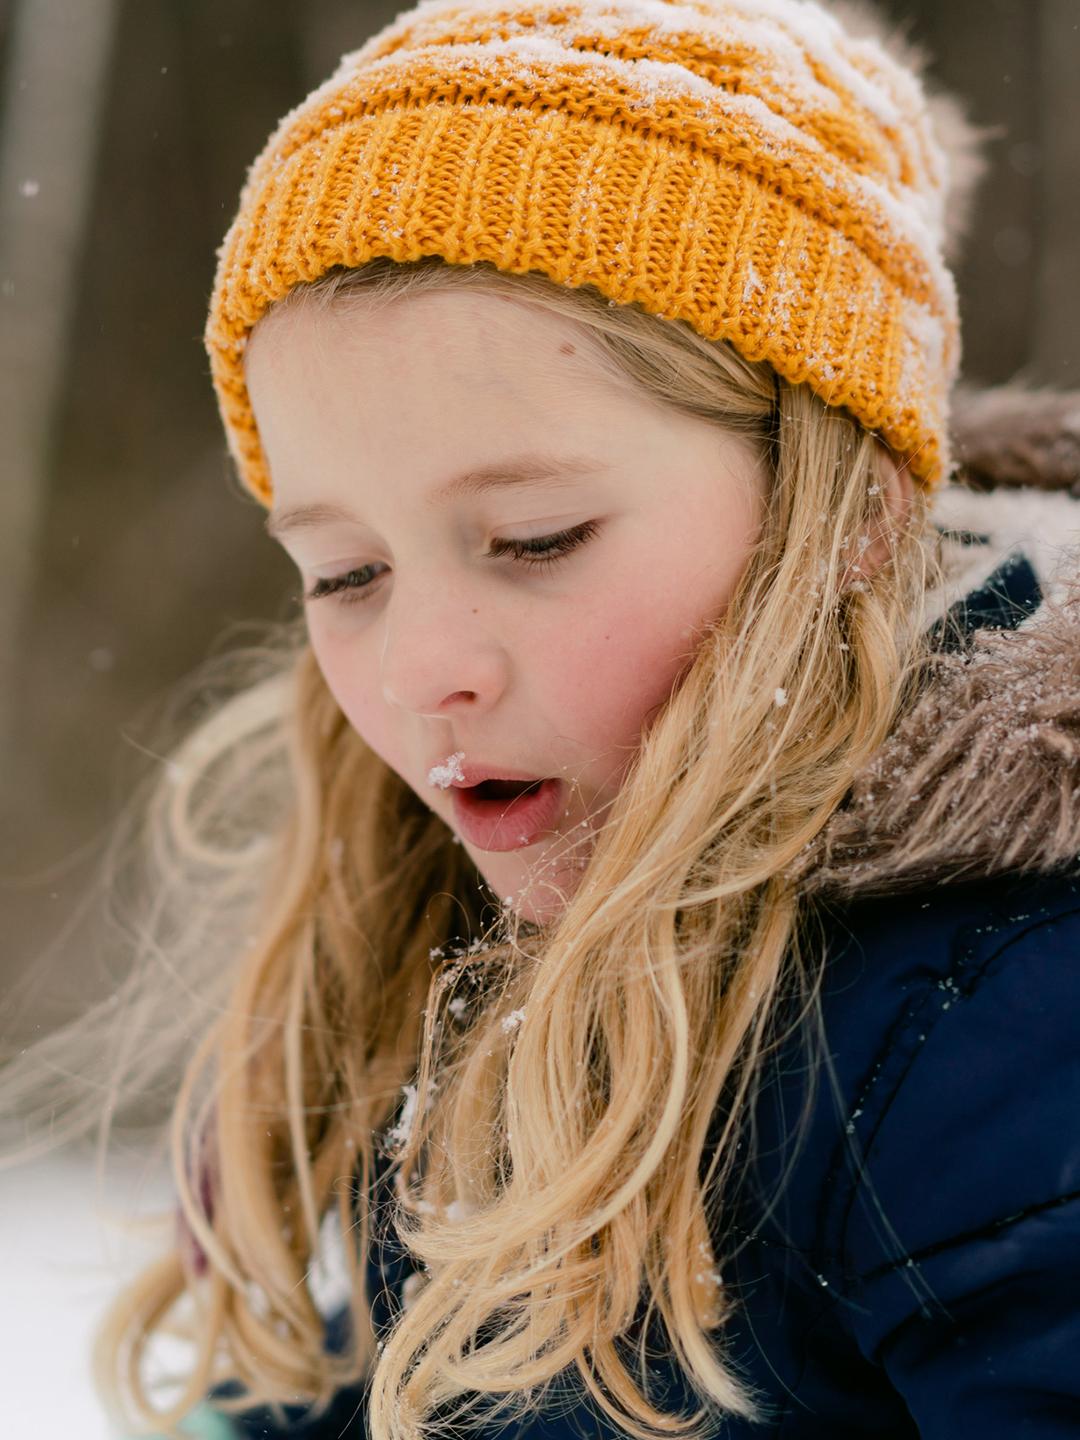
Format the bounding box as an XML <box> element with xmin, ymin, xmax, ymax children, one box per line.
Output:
<box><xmin>443</xmin><ymin>762</ymin><xmax>553</xmax><ymax>790</ymax></box>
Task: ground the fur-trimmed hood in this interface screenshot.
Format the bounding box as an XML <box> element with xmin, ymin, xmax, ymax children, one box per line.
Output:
<box><xmin>795</xmin><ymin>386</ymin><xmax>1080</xmax><ymax>901</ymax></box>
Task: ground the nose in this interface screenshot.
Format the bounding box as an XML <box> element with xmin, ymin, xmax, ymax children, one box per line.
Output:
<box><xmin>378</xmin><ymin>576</ymin><xmax>507</xmax><ymax>717</ymax></box>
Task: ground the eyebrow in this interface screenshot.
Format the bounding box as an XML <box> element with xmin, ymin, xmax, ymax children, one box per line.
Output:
<box><xmin>264</xmin><ymin>452</ymin><xmax>606</xmax><ymax>539</ymax></box>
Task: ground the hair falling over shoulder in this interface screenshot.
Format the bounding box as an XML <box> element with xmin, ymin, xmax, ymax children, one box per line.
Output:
<box><xmin>4</xmin><ymin>258</ymin><xmax>947</xmax><ymax>1440</ymax></box>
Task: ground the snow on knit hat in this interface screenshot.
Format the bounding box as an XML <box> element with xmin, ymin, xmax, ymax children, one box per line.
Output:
<box><xmin>205</xmin><ymin>0</ymin><xmax>962</xmax><ymax>504</ymax></box>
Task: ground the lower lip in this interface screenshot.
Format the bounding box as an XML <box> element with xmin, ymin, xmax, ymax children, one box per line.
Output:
<box><xmin>450</xmin><ymin>778</ymin><xmax>566</xmax><ymax>852</ymax></box>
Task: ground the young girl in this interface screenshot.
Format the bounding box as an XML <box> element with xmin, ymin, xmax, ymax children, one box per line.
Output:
<box><xmin>9</xmin><ymin>1</ymin><xmax>1080</xmax><ymax>1437</ymax></box>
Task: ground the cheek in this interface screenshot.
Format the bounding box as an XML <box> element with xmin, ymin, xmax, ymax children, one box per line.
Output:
<box><xmin>307</xmin><ymin>625</ymin><xmax>403</xmax><ymax>770</ymax></box>
<box><xmin>547</xmin><ymin>513</ymin><xmax>753</xmax><ymax>781</ymax></box>
<box><xmin>538</xmin><ymin>583</ymin><xmax>707</xmax><ymax>760</ymax></box>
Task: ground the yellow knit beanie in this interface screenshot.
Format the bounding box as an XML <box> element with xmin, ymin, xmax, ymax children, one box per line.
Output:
<box><xmin>205</xmin><ymin>0</ymin><xmax>961</xmax><ymax>503</ymax></box>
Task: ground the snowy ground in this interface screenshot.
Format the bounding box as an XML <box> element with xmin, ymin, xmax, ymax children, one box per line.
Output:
<box><xmin>2</xmin><ymin>1145</ymin><xmax>176</xmax><ymax>1435</ymax></box>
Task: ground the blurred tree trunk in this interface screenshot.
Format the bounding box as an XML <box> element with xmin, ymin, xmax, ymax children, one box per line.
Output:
<box><xmin>0</xmin><ymin>0</ymin><xmax>119</xmax><ymax>759</ymax></box>
<box><xmin>1033</xmin><ymin>0</ymin><xmax>1080</xmax><ymax>385</ymax></box>
<box><xmin>297</xmin><ymin>0</ymin><xmax>403</xmax><ymax>84</ymax></box>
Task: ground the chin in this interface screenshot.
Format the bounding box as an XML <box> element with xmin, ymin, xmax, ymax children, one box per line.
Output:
<box><xmin>512</xmin><ymin>857</ymin><xmax>590</xmax><ymax>929</ymax></box>
<box><xmin>514</xmin><ymin>891</ymin><xmax>565</xmax><ymax>928</ymax></box>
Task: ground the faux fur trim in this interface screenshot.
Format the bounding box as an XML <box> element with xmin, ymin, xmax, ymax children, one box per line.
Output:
<box><xmin>792</xmin><ymin>590</ymin><xmax>1080</xmax><ymax>898</ymax></box>
<box><xmin>787</xmin><ymin>464</ymin><xmax>1080</xmax><ymax>898</ymax></box>
<box><xmin>952</xmin><ymin>383</ymin><xmax>1080</xmax><ymax>496</ymax></box>
<box><xmin>924</xmin><ymin>481</ymin><xmax>1080</xmax><ymax>617</ymax></box>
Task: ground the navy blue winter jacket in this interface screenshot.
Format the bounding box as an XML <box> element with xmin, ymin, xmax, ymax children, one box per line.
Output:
<box><xmin>229</xmin><ymin>494</ymin><xmax>1080</xmax><ymax>1437</ymax></box>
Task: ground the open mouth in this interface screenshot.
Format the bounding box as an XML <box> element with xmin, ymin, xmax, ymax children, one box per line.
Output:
<box><xmin>450</xmin><ymin>777</ymin><xmax>565</xmax><ymax>852</ymax></box>
<box><xmin>470</xmin><ymin>778</ymin><xmax>546</xmax><ymax>801</ymax></box>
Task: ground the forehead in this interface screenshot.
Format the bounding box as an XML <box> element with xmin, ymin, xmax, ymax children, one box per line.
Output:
<box><xmin>245</xmin><ymin>285</ymin><xmax>629</xmax><ymax>403</ymax></box>
<box><xmin>244</xmin><ymin>282</ymin><xmax>769</xmax><ymax>530</ymax></box>
<box><xmin>244</xmin><ymin>285</ymin><xmax>674</xmax><ymax>518</ymax></box>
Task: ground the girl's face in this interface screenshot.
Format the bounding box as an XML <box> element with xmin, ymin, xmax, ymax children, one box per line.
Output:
<box><xmin>246</xmin><ymin>290</ymin><xmax>767</xmax><ymax>924</ymax></box>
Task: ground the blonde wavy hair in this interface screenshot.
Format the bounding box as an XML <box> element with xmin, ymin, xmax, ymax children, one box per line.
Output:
<box><xmin>4</xmin><ymin>255</ymin><xmax>948</xmax><ymax>1439</ymax></box>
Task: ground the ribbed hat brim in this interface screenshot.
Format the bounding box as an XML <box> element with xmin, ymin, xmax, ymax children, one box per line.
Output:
<box><xmin>207</xmin><ymin>65</ymin><xmax>956</xmax><ymax>501</ymax></box>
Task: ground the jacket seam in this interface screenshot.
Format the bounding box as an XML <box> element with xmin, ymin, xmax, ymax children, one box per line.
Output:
<box><xmin>822</xmin><ymin>893</ymin><xmax>1080</xmax><ymax>1281</ymax></box>
<box><xmin>858</xmin><ymin>1186</ymin><xmax>1080</xmax><ymax>1282</ymax></box>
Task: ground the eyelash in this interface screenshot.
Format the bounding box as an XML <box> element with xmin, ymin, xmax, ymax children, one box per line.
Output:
<box><xmin>303</xmin><ymin>519</ymin><xmax>601</xmax><ymax>605</ymax></box>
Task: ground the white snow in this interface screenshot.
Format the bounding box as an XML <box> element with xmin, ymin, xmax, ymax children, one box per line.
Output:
<box><xmin>742</xmin><ymin>261</ymin><xmax>764</xmax><ymax>302</ymax></box>
<box><xmin>244</xmin><ymin>1278</ymin><xmax>271</xmax><ymax>1319</ymax></box>
<box><xmin>427</xmin><ymin>750</ymin><xmax>466</xmax><ymax>788</ymax></box>
<box><xmin>1</xmin><ymin>1146</ymin><xmax>178</xmax><ymax>1434</ymax></box>
<box><xmin>388</xmin><ymin>1082</ymin><xmax>420</xmax><ymax>1146</ymax></box>
<box><xmin>306</xmin><ymin>1207</ymin><xmax>355</xmax><ymax>1318</ymax></box>
<box><xmin>362</xmin><ymin>32</ymin><xmax>714</xmax><ymax>106</ymax></box>
<box><xmin>400</xmin><ymin>1269</ymin><xmax>427</xmax><ymax>1311</ymax></box>
<box><xmin>375</xmin><ymin>0</ymin><xmax>906</xmax><ymax>128</ymax></box>
<box><xmin>443</xmin><ymin>1198</ymin><xmax>476</xmax><ymax>1221</ymax></box>
<box><xmin>897</xmin><ymin>291</ymin><xmax>949</xmax><ymax>409</ymax></box>
<box><xmin>927</xmin><ymin>483</ymin><xmax>1080</xmax><ymax>617</ymax></box>
<box><xmin>387</xmin><ymin>1078</ymin><xmax>439</xmax><ymax>1148</ymax></box>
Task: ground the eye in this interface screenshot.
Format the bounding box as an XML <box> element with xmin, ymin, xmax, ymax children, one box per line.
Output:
<box><xmin>304</xmin><ymin>519</ymin><xmax>600</xmax><ymax>606</ymax></box>
<box><xmin>486</xmin><ymin>518</ymin><xmax>600</xmax><ymax>569</ymax></box>
<box><xmin>305</xmin><ymin>563</ymin><xmax>384</xmax><ymax>605</ymax></box>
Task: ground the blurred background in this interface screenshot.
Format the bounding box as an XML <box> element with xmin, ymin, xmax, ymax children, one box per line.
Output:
<box><xmin>2</xmin><ymin>0</ymin><xmax>1079</xmax><ymax>1025</ymax></box>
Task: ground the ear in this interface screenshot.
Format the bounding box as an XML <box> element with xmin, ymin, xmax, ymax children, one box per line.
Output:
<box><xmin>841</xmin><ymin>445</ymin><xmax>915</xmax><ymax>587</ymax></box>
